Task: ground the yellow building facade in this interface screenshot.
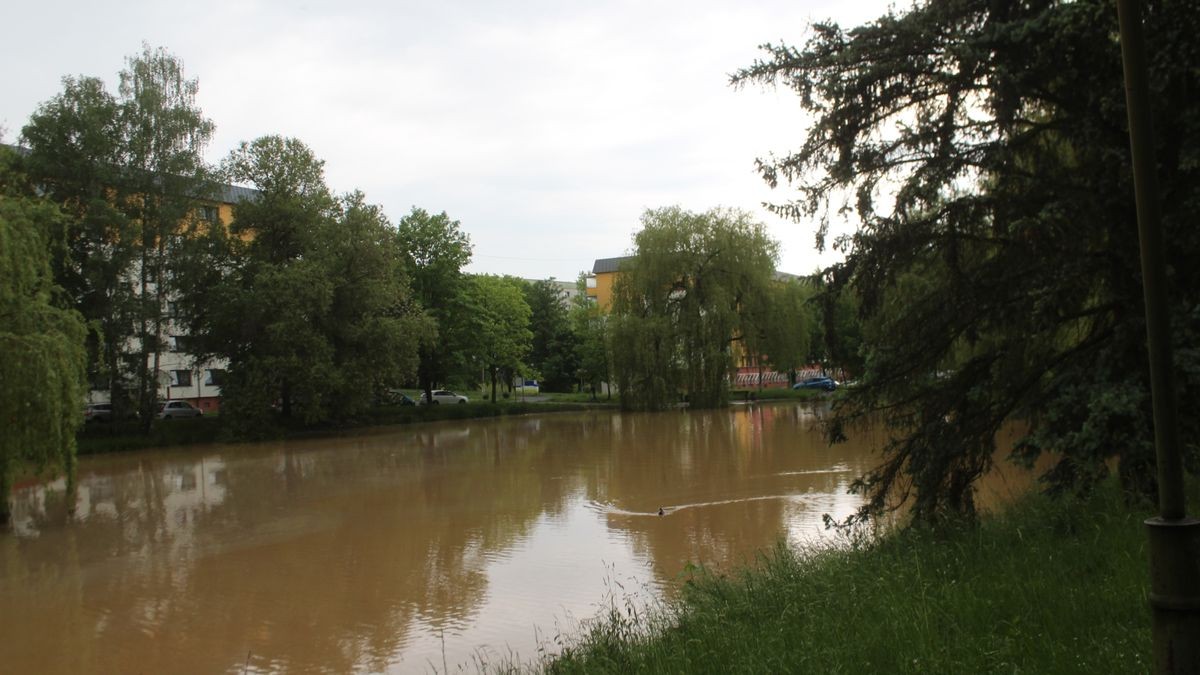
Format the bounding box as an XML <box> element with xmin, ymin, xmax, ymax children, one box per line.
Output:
<box><xmin>584</xmin><ymin>256</ymin><xmax>630</xmax><ymax>310</ymax></box>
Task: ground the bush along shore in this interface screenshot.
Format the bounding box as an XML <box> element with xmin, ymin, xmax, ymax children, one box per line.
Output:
<box><xmin>75</xmin><ymin>396</ymin><xmax>611</xmax><ymax>456</ymax></box>
<box><xmin>538</xmin><ymin>482</ymin><xmax>1154</xmax><ymax>673</ymax></box>
<box><xmin>74</xmin><ymin>390</ymin><xmax>828</xmax><ymax>456</ymax></box>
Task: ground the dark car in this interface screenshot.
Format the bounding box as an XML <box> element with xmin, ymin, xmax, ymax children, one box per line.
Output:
<box><xmin>793</xmin><ymin>376</ymin><xmax>838</xmax><ymax>392</ymax></box>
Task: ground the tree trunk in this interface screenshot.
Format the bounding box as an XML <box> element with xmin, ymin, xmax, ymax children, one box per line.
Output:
<box><xmin>137</xmin><ymin>246</ymin><xmax>153</xmax><ymax>432</ymax></box>
<box><xmin>419</xmin><ymin>344</ymin><xmax>435</xmax><ymax>405</ymax></box>
<box><xmin>0</xmin><ymin>457</ymin><xmax>10</xmax><ymax>525</ymax></box>
<box><xmin>281</xmin><ymin>378</ymin><xmax>292</xmax><ymax>419</ymax></box>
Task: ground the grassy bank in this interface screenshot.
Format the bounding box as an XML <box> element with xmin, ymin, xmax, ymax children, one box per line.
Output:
<box><xmin>729</xmin><ymin>387</ymin><xmax>829</xmax><ymax>402</ymax></box>
<box><xmin>541</xmin><ymin>484</ymin><xmax>1152</xmax><ymax>673</ymax></box>
<box><xmin>76</xmin><ymin>399</ymin><xmax>607</xmax><ymax>455</ymax></box>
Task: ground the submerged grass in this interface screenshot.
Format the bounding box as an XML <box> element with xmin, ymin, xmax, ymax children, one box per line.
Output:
<box><xmin>539</xmin><ymin>484</ymin><xmax>1153</xmax><ymax>674</ymax></box>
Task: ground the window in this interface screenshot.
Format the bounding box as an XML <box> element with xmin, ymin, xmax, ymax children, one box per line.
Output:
<box><xmin>200</xmin><ymin>205</ymin><xmax>219</xmax><ymax>223</ymax></box>
<box><xmin>172</xmin><ymin>370</ymin><xmax>192</xmax><ymax>387</ymax></box>
<box><xmin>171</xmin><ymin>336</ymin><xmax>195</xmax><ymax>353</ymax></box>
<box><xmin>586</xmin><ymin>276</ymin><xmax>597</xmax><ymax>289</ymax></box>
<box><xmin>205</xmin><ymin>369</ymin><xmax>226</xmax><ymax>386</ymax></box>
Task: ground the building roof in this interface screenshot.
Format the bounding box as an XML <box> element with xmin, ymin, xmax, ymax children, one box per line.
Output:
<box><xmin>592</xmin><ymin>256</ymin><xmax>633</xmax><ymax>274</ymax></box>
<box><xmin>218</xmin><ymin>184</ymin><xmax>260</xmax><ymax>203</ymax></box>
<box><xmin>3</xmin><ymin>143</ymin><xmax>260</xmax><ymax>205</ymax></box>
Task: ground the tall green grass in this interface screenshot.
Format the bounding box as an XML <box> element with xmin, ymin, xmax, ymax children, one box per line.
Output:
<box><xmin>540</xmin><ymin>484</ymin><xmax>1153</xmax><ymax>673</ymax></box>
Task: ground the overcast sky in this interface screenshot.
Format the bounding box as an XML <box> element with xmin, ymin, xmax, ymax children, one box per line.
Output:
<box><xmin>3</xmin><ymin>0</ymin><xmax>895</xmax><ymax>281</ymax></box>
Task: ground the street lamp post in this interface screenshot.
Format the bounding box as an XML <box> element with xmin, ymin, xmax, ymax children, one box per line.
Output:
<box><xmin>1116</xmin><ymin>2</ymin><xmax>1200</xmax><ymax>672</ymax></box>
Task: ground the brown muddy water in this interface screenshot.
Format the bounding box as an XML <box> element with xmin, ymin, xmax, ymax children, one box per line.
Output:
<box><xmin>0</xmin><ymin>403</ymin><xmax>1033</xmax><ymax>673</ymax></box>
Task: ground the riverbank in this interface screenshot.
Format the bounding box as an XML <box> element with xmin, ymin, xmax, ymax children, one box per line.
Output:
<box><xmin>76</xmin><ymin>397</ymin><xmax>611</xmax><ymax>455</ymax></box>
<box><xmin>538</xmin><ymin>483</ymin><xmax>1152</xmax><ymax>673</ymax></box>
<box><xmin>76</xmin><ymin>389</ymin><xmax>828</xmax><ymax>455</ymax></box>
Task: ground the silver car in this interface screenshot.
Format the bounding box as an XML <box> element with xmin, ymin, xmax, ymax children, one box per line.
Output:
<box><xmin>418</xmin><ymin>390</ymin><xmax>469</xmax><ymax>405</ymax></box>
<box><xmin>158</xmin><ymin>400</ymin><xmax>203</xmax><ymax>419</ymax></box>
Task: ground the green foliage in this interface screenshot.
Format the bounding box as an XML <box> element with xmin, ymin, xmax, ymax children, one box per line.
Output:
<box><xmin>323</xmin><ymin>192</ymin><xmax>427</xmax><ymax>418</ymax></box>
<box><xmin>570</xmin><ymin>276</ymin><xmax>612</xmax><ymax>399</ymax></box>
<box><xmin>742</xmin><ymin>277</ymin><xmax>816</xmax><ymax>380</ymax></box>
<box><xmin>20</xmin><ymin>45</ymin><xmax>215</xmax><ymax>423</ymax></box>
<box><xmin>448</xmin><ymin>275</ymin><xmax>533</xmax><ymax>402</ymax></box>
<box><xmin>734</xmin><ymin>0</ymin><xmax>1200</xmax><ymax>521</ymax></box>
<box><xmin>21</xmin><ymin>75</ymin><xmax>138</xmax><ymax>415</ymax></box>
<box><xmin>543</xmin><ymin>483</ymin><xmax>1151</xmax><ymax>673</ymax></box>
<box><xmin>395</xmin><ymin>206</ymin><xmax>473</xmax><ymax>399</ymax></box>
<box><xmin>118</xmin><ymin>44</ymin><xmax>217</xmax><ymax>424</ymax></box>
<box><xmin>0</xmin><ymin>150</ymin><xmax>88</xmax><ymax>522</ymax></box>
<box><xmin>523</xmin><ymin>279</ymin><xmax>578</xmax><ymax>392</ymax></box>
<box><xmin>610</xmin><ymin>206</ymin><xmax>780</xmax><ymax>410</ymax></box>
<box><xmin>179</xmin><ymin>136</ymin><xmax>423</xmax><ymax>435</ymax></box>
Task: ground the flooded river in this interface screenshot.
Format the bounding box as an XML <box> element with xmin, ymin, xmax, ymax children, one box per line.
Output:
<box><xmin>0</xmin><ymin>403</ymin><xmax>1031</xmax><ymax>673</ymax></box>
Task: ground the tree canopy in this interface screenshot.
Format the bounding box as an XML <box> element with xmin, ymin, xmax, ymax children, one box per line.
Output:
<box><xmin>396</xmin><ymin>207</ymin><xmax>473</xmax><ymax>400</ymax></box>
<box><xmin>735</xmin><ymin>0</ymin><xmax>1200</xmax><ymax>522</ymax></box>
<box><xmin>448</xmin><ymin>275</ymin><xmax>532</xmax><ymax>402</ymax></box>
<box><xmin>570</xmin><ymin>281</ymin><xmax>612</xmax><ymax>399</ymax></box>
<box><xmin>610</xmin><ymin>206</ymin><xmax>781</xmax><ymax>411</ymax></box>
<box><xmin>523</xmin><ymin>279</ymin><xmax>578</xmax><ymax>392</ymax></box>
<box><xmin>177</xmin><ymin>136</ymin><xmax>423</xmax><ymax>433</ymax></box>
<box><xmin>20</xmin><ymin>44</ymin><xmax>215</xmax><ymax>425</ymax></box>
<box><xmin>0</xmin><ymin>149</ymin><xmax>88</xmax><ymax>522</ymax></box>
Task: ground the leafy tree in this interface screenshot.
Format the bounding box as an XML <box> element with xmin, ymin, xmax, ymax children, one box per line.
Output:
<box><xmin>0</xmin><ymin>148</ymin><xmax>88</xmax><ymax>523</ymax></box>
<box><xmin>395</xmin><ymin>207</ymin><xmax>472</xmax><ymax>402</ymax></box>
<box><xmin>523</xmin><ymin>279</ymin><xmax>579</xmax><ymax>392</ymax></box>
<box><xmin>448</xmin><ymin>275</ymin><xmax>532</xmax><ymax>402</ymax></box>
<box><xmin>189</xmin><ymin>136</ymin><xmax>337</xmax><ymax>430</ymax></box>
<box><xmin>21</xmin><ymin>76</ymin><xmax>137</xmax><ymax>416</ymax></box>
<box><xmin>610</xmin><ymin>206</ymin><xmax>779</xmax><ymax>410</ymax></box>
<box><xmin>118</xmin><ymin>45</ymin><xmax>216</xmax><ymax>426</ymax></box>
<box><xmin>804</xmin><ymin>273</ymin><xmax>864</xmax><ymax>378</ymax></box>
<box><xmin>21</xmin><ymin>45</ymin><xmax>215</xmax><ymax>426</ymax></box>
<box><xmin>734</xmin><ymin>0</ymin><xmax>1200</xmax><ymax>522</ymax></box>
<box><xmin>742</xmin><ymin>278</ymin><xmax>815</xmax><ymax>387</ymax></box>
<box><xmin>178</xmin><ymin>136</ymin><xmax>422</xmax><ymax>433</ymax></box>
<box><xmin>322</xmin><ymin>192</ymin><xmax>427</xmax><ymax>417</ymax></box>
<box><xmin>570</xmin><ymin>275</ymin><xmax>612</xmax><ymax>399</ymax></box>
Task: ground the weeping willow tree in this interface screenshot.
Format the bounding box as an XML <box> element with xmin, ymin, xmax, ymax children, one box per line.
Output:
<box><xmin>610</xmin><ymin>206</ymin><xmax>779</xmax><ymax>411</ymax></box>
<box><xmin>0</xmin><ymin>151</ymin><xmax>88</xmax><ymax>523</ymax></box>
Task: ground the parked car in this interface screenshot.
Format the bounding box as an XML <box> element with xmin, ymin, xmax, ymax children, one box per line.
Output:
<box><xmin>158</xmin><ymin>400</ymin><xmax>203</xmax><ymax>419</ymax></box>
<box><xmin>83</xmin><ymin>403</ymin><xmax>139</xmax><ymax>423</ymax></box>
<box><xmin>378</xmin><ymin>389</ymin><xmax>417</xmax><ymax>406</ymax></box>
<box><xmin>793</xmin><ymin>376</ymin><xmax>838</xmax><ymax>392</ymax></box>
<box><xmin>418</xmin><ymin>390</ymin><xmax>469</xmax><ymax>405</ymax></box>
<box><xmin>83</xmin><ymin>403</ymin><xmax>115</xmax><ymax>423</ymax></box>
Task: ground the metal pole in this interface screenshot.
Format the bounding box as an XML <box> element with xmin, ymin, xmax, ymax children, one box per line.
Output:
<box><xmin>1116</xmin><ymin>1</ymin><xmax>1200</xmax><ymax>672</ymax></box>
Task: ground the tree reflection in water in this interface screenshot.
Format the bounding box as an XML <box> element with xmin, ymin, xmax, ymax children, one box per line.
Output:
<box><xmin>0</xmin><ymin>404</ymin><xmax>1032</xmax><ymax>672</ymax></box>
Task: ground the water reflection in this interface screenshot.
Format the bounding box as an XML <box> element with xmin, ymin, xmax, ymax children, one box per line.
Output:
<box><xmin>0</xmin><ymin>403</ymin><xmax>1031</xmax><ymax>673</ymax></box>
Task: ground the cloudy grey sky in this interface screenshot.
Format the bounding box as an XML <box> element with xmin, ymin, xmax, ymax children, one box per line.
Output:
<box><xmin>3</xmin><ymin>0</ymin><xmax>894</xmax><ymax>281</ymax></box>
